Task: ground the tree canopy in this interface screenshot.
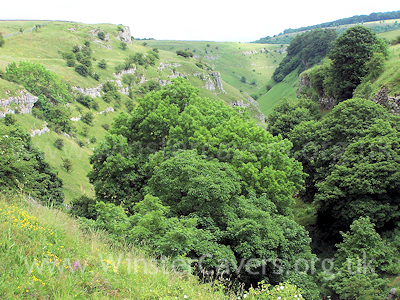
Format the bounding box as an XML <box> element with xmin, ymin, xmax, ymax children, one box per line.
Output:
<box><xmin>85</xmin><ymin>78</ymin><xmax>315</xmax><ymax>292</ymax></box>
<box><xmin>272</xmin><ymin>29</ymin><xmax>337</xmax><ymax>82</ymax></box>
<box><xmin>328</xmin><ymin>26</ymin><xmax>388</xmax><ymax>101</ymax></box>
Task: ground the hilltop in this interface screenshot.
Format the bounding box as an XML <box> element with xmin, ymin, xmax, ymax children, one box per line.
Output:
<box><xmin>253</xmin><ymin>10</ymin><xmax>400</xmax><ymax>44</ymax></box>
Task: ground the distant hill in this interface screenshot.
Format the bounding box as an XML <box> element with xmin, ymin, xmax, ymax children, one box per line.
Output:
<box><xmin>0</xmin><ymin>20</ymin><xmax>267</xmax><ymax>201</ymax></box>
<box><xmin>254</xmin><ymin>10</ymin><xmax>400</xmax><ymax>44</ymax></box>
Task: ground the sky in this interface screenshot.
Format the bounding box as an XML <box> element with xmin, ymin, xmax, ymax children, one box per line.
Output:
<box><xmin>1</xmin><ymin>1</ymin><xmax>399</xmax><ymax>42</ymax></box>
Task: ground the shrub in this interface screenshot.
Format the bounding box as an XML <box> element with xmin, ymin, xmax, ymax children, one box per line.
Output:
<box><xmin>97</xmin><ymin>31</ymin><xmax>106</xmax><ymax>40</ymax></box>
<box><xmin>101</xmin><ymin>123</ymin><xmax>110</xmax><ymax>131</ymax></box>
<box><xmin>80</xmin><ymin>56</ymin><xmax>92</xmax><ymax>68</ymax></box>
<box><xmin>90</xmin><ymin>136</ymin><xmax>97</xmax><ymax>143</ymax></box>
<box><xmin>70</xmin><ymin>195</ymin><xmax>97</xmax><ymax>219</ymax></box>
<box><xmin>98</xmin><ymin>59</ymin><xmax>107</xmax><ymax>69</ymax></box>
<box><xmin>75</xmin><ymin>64</ymin><xmax>88</xmax><ymax>77</ymax></box>
<box><xmin>61</xmin><ymin>157</ymin><xmax>73</xmax><ymax>172</ymax></box>
<box><xmin>120</xmin><ymin>42</ymin><xmax>127</xmax><ymax>50</ymax></box>
<box><xmin>0</xmin><ymin>33</ymin><xmax>5</xmax><ymax>47</ymax></box>
<box><xmin>176</xmin><ymin>50</ymin><xmax>193</xmax><ymax>58</ymax></box>
<box><xmin>84</xmin><ymin>40</ymin><xmax>90</xmax><ymax>47</ymax></box>
<box><xmin>92</xmin><ymin>72</ymin><xmax>100</xmax><ymax>81</ymax></box>
<box><xmin>117</xmin><ymin>25</ymin><xmax>124</xmax><ymax>32</ymax></box>
<box><xmin>66</xmin><ymin>59</ymin><xmax>75</xmax><ymax>67</ymax></box>
<box><xmin>81</xmin><ymin>112</ymin><xmax>94</xmax><ymax>126</ymax></box>
<box><xmin>54</xmin><ymin>138</ymin><xmax>65</xmax><ymax>150</ymax></box>
<box><xmin>72</xmin><ymin>45</ymin><xmax>80</xmax><ymax>53</ymax></box>
<box><xmin>4</xmin><ymin>114</ymin><xmax>16</xmax><ymax>126</ymax></box>
<box><xmin>240</xmin><ymin>76</ymin><xmax>246</xmax><ymax>83</ymax></box>
<box><xmin>75</xmin><ymin>52</ymin><xmax>82</xmax><ymax>62</ymax></box>
<box><xmin>77</xmin><ymin>140</ymin><xmax>85</xmax><ymax>148</ymax></box>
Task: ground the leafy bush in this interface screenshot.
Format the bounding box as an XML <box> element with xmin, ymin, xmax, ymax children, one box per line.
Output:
<box><xmin>176</xmin><ymin>50</ymin><xmax>193</xmax><ymax>58</ymax></box>
<box><xmin>120</xmin><ymin>42</ymin><xmax>127</xmax><ymax>50</ymax></box>
<box><xmin>61</xmin><ymin>157</ymin><xmax>73</xmax><ymax>173</ymax></box>
<box><xmin>80</xmin><ymin>56</ymin><xmax>92</xmax><ymax>68</ymax></box>
<box><xmin>66</xmin><ymin>59</ymin><xmax>75</xmax><ymax>67</ymax></box>
<box><xmin>4</xmin><ymin>114</ymin><xmax>16</xmax><ymax>126</ymax></box>
<box><xmin>74</xmin><ymin>64</ymin><xmax>88</xmax><ymax>77</ymax></box>
<box><xmin>0</xmin><ymin>124</ymin><xmax>64</xmax><ymax>205</ymax></box>
<box><xmin>54</xmin><ymin>138</ymin><xmax>65</xmax><ymax>150</ymax></box>
<box><xmin>0</xmin><ymin>33</ymin><xmax>5</xmax><ymax>47</ymax></box>
<box><xmin>75</xmin><ymin>93</ymin><xmax>98</xmax><ymax>110</ymax></box>
<box><xmin>101</xmin><ymin>123</ymin><xmax>110</xmax><ymax>131</ymax></box>
<box><xmin>91</xmin><ymin>72</ymin><xmax>100</xmax><ymax>81</ymax></box>
<box><xmin>72</xmin><ymin>45</ymin><xmax>80</xmax><ymax>53</ymax></box>
<box><xmin>75</xmin><ymin>52</ymin><xmax>82</xmax><ymax>62</ymax></box>
<box><xmin>97</xmin><ymin>31</ymin><xmax>106</xmax><ymax>40</ymax></box>
<box><xmin>97</xmin><ymin>59</ymin><xmax>107</xmax><ymax>69</ymax></box>
<box><xmin>81</xmin><ymin>112</ymin><xmax>94</xmax><ymax>126</ymax></box>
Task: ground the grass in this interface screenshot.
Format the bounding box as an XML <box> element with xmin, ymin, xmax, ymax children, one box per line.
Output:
<box><xmin>257</xmin><ymin>70</ymin><xmax>299</xmax><ymax>115</ymax></box>
<box><xmin>145</xmin><ymin>40</ymin><xmax>286</xmax><ymax>96</ymax></box>
<box><xmin>0</xmin><ymin>193</ymin><xmax>237</xmax><ymax>299</ymax></box>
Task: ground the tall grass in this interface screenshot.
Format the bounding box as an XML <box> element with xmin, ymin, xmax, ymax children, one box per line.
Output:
<box><xmin>0</xmin><ymin>194</ymin><xmax>236</xmax><ymax>299</ymax></box>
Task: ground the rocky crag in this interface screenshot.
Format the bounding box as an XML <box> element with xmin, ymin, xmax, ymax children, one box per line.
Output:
<box><xmin>0</xmin><ymin>91</ymin><xmax>38</xmax><ymax>118</ymax></box>
<box><xmin>297</xmin><ymin>73</ymin><xmax>335</xmax><ymax>109</ymax></box>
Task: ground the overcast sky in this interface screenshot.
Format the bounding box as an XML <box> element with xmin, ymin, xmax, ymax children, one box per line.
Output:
<box><xmin>1</xmin><ymin>1</ymin><xmax>399</xmax><ymax>42</ymax></box>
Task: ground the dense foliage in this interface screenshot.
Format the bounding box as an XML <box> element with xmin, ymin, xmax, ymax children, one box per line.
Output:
<box><xmin>328</xmin><ymin>26</ymin><xmax>388</xmax><ymax>101</ymax></box>
<box><xmin>0</xmin><ymin>122</ymin><xmax>64</xmax><ymax>205</ymax></box>
<box><xmin>254</xmin><ymin>10</ymin><xmax>400</xmax><ymax>44</ymax></box>
<box><xmin>81</xmin><ymin>78</ymin><xmax>319</xmax><ymax>296</ymax></box>
<box><xmin>4</xmin><ymin>62</ymin><xmax>74</xmax><ymax>133</ymax></box>
<box><xmin>272</xmin><ymin>29</ymin><xmax>337</xmax><ymax>82</ymax></box>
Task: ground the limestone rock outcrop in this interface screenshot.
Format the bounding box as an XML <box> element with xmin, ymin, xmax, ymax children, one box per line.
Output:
<box><xmin>0</xmin><ymin>91</ymin><xmax>38</xmax><ymax>118</ymax></box>
<box><xmin>373</xmin><ymin>86</ymin><xmax>400</xmax><ymax>114</ymax></box>
<box><xmin>117</xmin><ymin>26</ymin><xmax>132</xmax><ymax>44</ymax></box>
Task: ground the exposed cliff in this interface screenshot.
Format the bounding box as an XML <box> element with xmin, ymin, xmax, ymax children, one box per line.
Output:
<box><xmin>373</xmin><ymin>86</ymin><xmax>400</xmax><ymax>114</ymax></box>
<box><xmin>117</xmin><ymin>26</ymin><xmax>132</xmax><ymax>44</ymax></box>
<box><xmin>0</xmin><ymin>90</ymin><xmax>38</xmax><ymax>118</ymax></box>
<box><xmin>297</xmin><ymin>73</ymin><xmax>336</xmax><ymax>109</ymax></box>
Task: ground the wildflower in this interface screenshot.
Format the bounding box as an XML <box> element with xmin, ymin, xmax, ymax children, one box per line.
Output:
<box><xmin>184</xmin><ymin>296</ymin><xmax>188</xmax><ymax>299</ymax></box>
<box><xmin>280</xmin><ymin>286</ymin><xmax>284</xmax><ymax>290</ymax></box>
<box><xmin>73</xmin><ymin>261</ymin><xmax>81</xmax><ymax>271</ymax></box>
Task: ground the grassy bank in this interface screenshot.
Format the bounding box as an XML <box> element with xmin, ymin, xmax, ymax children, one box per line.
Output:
<box><xmin>0</xmin><ymin>194</ymin><xmax>236</xmax><ymax>299</ymax></box>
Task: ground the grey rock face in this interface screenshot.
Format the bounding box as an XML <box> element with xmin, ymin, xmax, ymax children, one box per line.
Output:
<box><xmin>0</xmin><ymin>91</ymin><xmax>38</xmax><ymax>118</ymax></box>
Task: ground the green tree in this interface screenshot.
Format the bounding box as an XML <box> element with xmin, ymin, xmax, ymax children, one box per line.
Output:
<box><xmin>273</xmin><ymin>29</ymin><xmax>337</xmax><ymax>82</ymax></box>
<box><xmin>54</xmin><ymin>138</ymin><xmax>65</xmax><ymax>150</ymax></box>
<box><xmin>97</xmin><ymin>31</ymin><xmax>106</xmax><ymax>40</ymax></box>
<box><xmin>315</xmin><ymin>119</ymin><xmax>400</xmax><ymax>234</ymax></box>
<box><xmin>290</xmin><ymin>98</ymin><xmax>390</xmax><ymax>203</ymax></box>
<box><xmin>61</xmin><ymin>157</ymin><xmax>73</xmax><ymax>173</ymax></box>
<box><xmin>328</xmin><ymin>26</ymin><xmax>389</xmax><ymax>101</ymax></box>
<box><xmin>324</xmin><ymin>217</ymin><xmax>399</xmax><ymax>299</ymax></box>
<box><xmin>81</xmin><ymin>112</ymin><xmax>94</xmax><ymax>126</ymax></box>
<box><xmin>74</xmin><ymin>64</ymin><xmax>88</xmax><ymax>77</ymax></box>
<box><xmin>240</xmin><ymin>76</ymin><xmax>246</xmax><ymax>83</ymax></box>
<box><xmin>97</xmin><ymin>59</ymin><xmax>107</xmax><ymax>69</ymax></box>
<box><xmin>0</xmin><ymin>124</ymin><xmax>64</xmax><ymax>205</ymax></box>
<box><xmin>267</xmin><ymin>97</ymin><xmax>321</xmax><ymax>139</ymax></box>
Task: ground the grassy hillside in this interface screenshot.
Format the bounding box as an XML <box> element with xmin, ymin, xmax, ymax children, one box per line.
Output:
<box><xmin>256</xmin><ymin>28</ymin><xmax>400</xmax><ymax>116</ymax></box>
<box><xmin>255</xmin><ymin>17</ymin><xmax>400</xmax><ymax>44</ymax></box>
<box><xmin>0</xmin><ymin>194</ymin><xmax>235</xmax><ymax>299</ymax></box>
<box><xmin>145</xmin><ymin>40</ymin><xmax>286</xmax><ymax>96</ymax></box>
<box><xmin>257</xmin><ymin>70</ymin><xmax>299</xmax><ymax>115</ymax></box>
<box><xmin>0</xmin><ymin>20</ymin><xmax>267</xmax><ymax>203</ymax></box>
